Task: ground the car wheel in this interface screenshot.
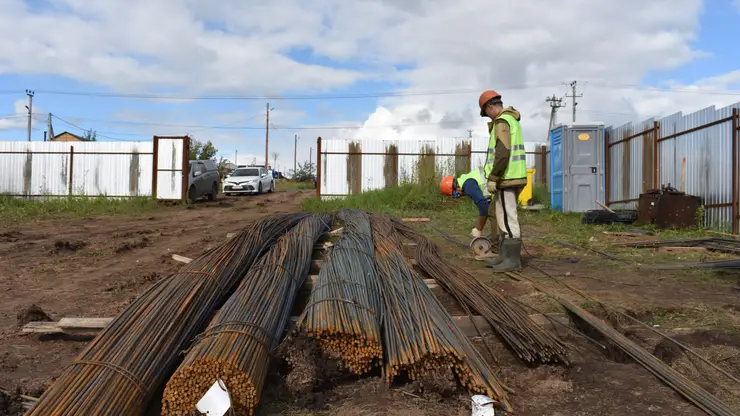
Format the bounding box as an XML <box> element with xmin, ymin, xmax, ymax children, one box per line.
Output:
<box><xmin>258</xmin><ymin>183</ymin><xmax>263</xmax><ymax>194</ymax></box>
<box><xmin>208</xmin><ymin>183</ymin><xmax>218</xmax><ymax>201</ymax></box>
<box><xmin>268</xmin><ymin>181</ymin><xmax>274</xmax><ymax>193</ymax></box>
<box><xmin>188</xmin><ymin>185</ymin><xmax>197</xmax><ymax>203</ymax></box>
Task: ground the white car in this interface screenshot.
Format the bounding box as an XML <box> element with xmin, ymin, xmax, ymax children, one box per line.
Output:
<box><xmin>223</xmin><ymin>166</ymin><xmax>274</xmax><ymax>195</ymax></box>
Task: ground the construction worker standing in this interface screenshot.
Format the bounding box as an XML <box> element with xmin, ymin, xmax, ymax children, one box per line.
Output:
<box><xmin>478</xmin><ymin>90</ymin><xmax>527</xmax><ymax>272</ymax></box>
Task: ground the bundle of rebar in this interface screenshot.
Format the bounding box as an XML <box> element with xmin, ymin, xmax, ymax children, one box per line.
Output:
<box><xmin>297</xmin><ymin>209</ymin><xmax>383</xmax><ymax>375</ymax></box>
<box><xmin>371</xmin><ymin>214</ymin><xmax>512</xmax><ymax>411</ymax></box>
<box><xmin>161</xmin><ymin>213</ymin><xmax>332</xmax><ymax>415</ymax></box>
<box><xmin>391</xmin><ymin>218</ymin><xmax>569</xmax><ymax>365</ymax></box>
<box><xmin>26</xmin><ymin>213</ymin><xmax>309</xmax><ymax>416</ymax></box>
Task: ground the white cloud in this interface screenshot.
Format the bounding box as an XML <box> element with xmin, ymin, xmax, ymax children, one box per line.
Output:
<box><xmin>2</xmin><ymin>0</ymin><xmax>740</xmax><ymax>159</ymax></box>
<box><xmin>0</xmin><ymin>99</ymin><xmax>45</xmax><ymax>131</ymax></box>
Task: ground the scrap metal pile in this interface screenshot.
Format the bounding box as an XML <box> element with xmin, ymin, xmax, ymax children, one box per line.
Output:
<box><xmin>26</xmin><ymin>209</ymin><xmax>570</xmax><ymax>416</ymax></box>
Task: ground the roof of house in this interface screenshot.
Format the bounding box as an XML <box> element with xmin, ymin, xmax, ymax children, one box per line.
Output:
<box><xmin>52</xmin><ymin>131</ymin><xmax>85</xmax><ymax>140</ymax></box>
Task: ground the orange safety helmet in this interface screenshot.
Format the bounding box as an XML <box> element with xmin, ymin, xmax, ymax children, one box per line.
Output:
<box><xmin>479</xmin><ymin>90</ymin><xmax>502</xmax><ymax>117</ymax></box>
<box><xmin>440</xmin><ymin>175</ymin><xmax>455</xmax><ymax>196</ymax></box>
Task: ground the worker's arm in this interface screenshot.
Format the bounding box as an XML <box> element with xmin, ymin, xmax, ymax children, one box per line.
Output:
<box><xmin>488</xmin><ymin>119</ymin><xmax>511</xmax><ymax>183</ymax></box>
<box><xmin>461</xmin><ymin>179</ymin><xmax>490</xmax><ymax>231</ymax></box>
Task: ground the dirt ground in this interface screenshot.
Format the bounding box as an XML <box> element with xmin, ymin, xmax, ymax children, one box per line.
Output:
<box><xmin>1</xmin><ymin>198</ymin><xmax>740</xmax><ymax>415</ymax></box>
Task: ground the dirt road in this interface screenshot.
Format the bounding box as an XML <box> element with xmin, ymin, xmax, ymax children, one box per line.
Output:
<box><xmin>0</xmin><ymin>190</ymin><xmax>312</xmax><ymax>393</ymax></box>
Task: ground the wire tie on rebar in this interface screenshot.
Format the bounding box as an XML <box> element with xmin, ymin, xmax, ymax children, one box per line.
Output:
<box><xmin>301</xmin><ymin>297</ymin><xmax>377</xmax><ymax>316</ymax></box>
<box><xmin>246</xmin><ymin>262</ymin><xmax>308</xmax><ymax>290</ymax></box>
<box><xmin>70</xmin><ymin>360</ymin><xmax>146</xmax><ymax>398</ymax></box>
<box><xmin>311</xmin><ymin>279</ymin><xmax>370</xmax><ymax>292</ymax></box>
<box><xmin>190</xmin><ymin>329</ymin><xmax>270</xmax><ymax>355</ymax></box>
<box><xmin>192</xmin><ymin>320</ymin><xmax>272</xmax><ymax>346</ymax></box>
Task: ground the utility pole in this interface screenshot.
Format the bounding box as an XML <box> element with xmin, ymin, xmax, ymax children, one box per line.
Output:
<box><xmin>466</xmin><ymin>129</ymin><xmax>473</xmax><ymax>139</ymax></box>
<box><xmin>566</xmin><ymin>81</ymin><xmax>582</xmax><ymax>122</ymax></box>
<box><xmin>309</xmin><ymin>146</ymin><xmax>313</xmax><ymax>170</ymax></box>
<box><xmin>545</xmin><ymin>94</ymin><xmax>565</xmax><ymax>145</ymax></box>
<box><xmin>47</xmin><ymin>112</ymin><xmax>54</xmax><ymax>141</ymax></box>
<box><xmin>294</xmin><ymin>134</ymin><xmax>299</xmax><ymax>175</ymax></box>
<box><xmin>234</xmin><ymin>150</ymin><xmax>238</xmax><ymax>166</ymax></box>
<box><xmin>25</xmin><ymin>90</ymin><xmax>34</xmax><ymax>142</ymax></box>
<box><xmin>264</xmin><ymin>103</ymin><xmax>271</xmax><ymax>168</ymax></box>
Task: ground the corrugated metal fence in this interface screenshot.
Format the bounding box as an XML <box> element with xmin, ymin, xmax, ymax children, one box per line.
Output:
<box><xmin>0</xmin><ymin>136</ymin><xmax>190</xmax><ymax>200</ymax></box>
<box><xmin>316</xmin><ymin>136</ymin><xmax>545</xmax><ymax>197</ymax></box>
<box><xmin>605</xmin><ymin>103</ymin><xmax>740</xmax><ymax>233</ymax></box>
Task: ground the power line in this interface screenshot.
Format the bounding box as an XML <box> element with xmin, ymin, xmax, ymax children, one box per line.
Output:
<box><xmin>565</xmin><ymin>81</ymin><xmax>583</xmax><ymax>122</ymax></box>
<box><xmin>48</xmin><ymin>114</ymin><xmax>148</xmax><ymax>142</ymax></box>
<box><xmin>2</xmin><ymin>81</ymin><xmax>740</xmax><ymax>101</ymax></box>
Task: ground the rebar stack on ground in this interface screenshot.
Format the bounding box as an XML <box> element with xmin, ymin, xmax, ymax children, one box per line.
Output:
<box><xmin>370</xmin><ymin>214</ymin><xmax>512</xmax><ymax>412</ymax></box>
<box><xmin>391</xmin><ymin>218</ymin><xmax>570</xmax><ymax>365</ymax></box>
<box><xmin>27</xmin><ymin>213</ymin><xmax>310</xmax><ymax>416</ymax></box>
<box><xmin>297</xmin><ymin>209</ymin><xmax>383</xmax><ymax>375</ymax></box>
<box><xmin>161</xmin><ymin>213</ymin><xmax>332</xmax><ymax>416</ymax></box>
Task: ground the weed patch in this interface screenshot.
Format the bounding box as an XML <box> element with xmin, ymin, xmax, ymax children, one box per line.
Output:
<box><xmin>0</xmin><ymin>195</ymin><xmax>160</xmax><ymax>223</ymax></box>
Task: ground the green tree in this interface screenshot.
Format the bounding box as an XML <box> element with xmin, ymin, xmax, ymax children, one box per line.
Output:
<box><xmin>188</xmin><ymin>138</ymin><xmax>218</xmax><ymax>160</ymax></box>
<box><xmin>289</xmin><ymin>161</ymin><xmax>316</xmax><ymax>182</ymax></box>
<box><xmin>82</xmin><ymin>129</ymin><xmax>97</xmax><ymax>141</ymax></box>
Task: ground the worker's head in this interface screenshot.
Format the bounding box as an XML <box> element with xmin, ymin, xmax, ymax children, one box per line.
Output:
<box><xmin>439</xmin><ymin>176</ymin><xmax>460</xmax><ymax>198</ymax></box>
<box><xmin>479</xmin><ymin>90</ymin><xmax>503</xmax><ymax>119</ymax></box>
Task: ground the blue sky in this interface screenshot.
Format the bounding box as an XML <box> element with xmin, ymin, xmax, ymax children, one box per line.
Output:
<box><xmin>1</xmin><ymin>0</ymin><xmax>739</xmax><ymax>171</ymax></box>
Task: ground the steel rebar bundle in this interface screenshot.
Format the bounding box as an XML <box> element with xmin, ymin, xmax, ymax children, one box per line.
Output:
<box><xmin>370</xmin><ymin>215</ymin><xmax>512</xmax><ymax>412</ymax></box>
<box><xmin>161</xmin><ymin>213</ymin><xmax>332</xmax><ymax>416</ymax></box>
<box><xmin>26</xmin><ymin>213</ymin><xmax>310</xmax><ymax>416</ymax></box>
<box><xmin>391</xmin><ymin>218</ymin><xmax>570</xmax><ymax>365</ymax></box>
<box><xmin>297</xmin><ymin>209</ymin><xmax>383</xmax><ymax>375</ymax></box>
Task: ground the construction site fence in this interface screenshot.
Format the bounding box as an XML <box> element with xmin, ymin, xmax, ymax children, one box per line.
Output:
<box><xmin>0</xmin><ymin>136</ymin><xmax>191</xmax><ymax>200</ymax></box>
<box><xmin>315</xmin><ymin>136</ymin><xmax>546</xmax><ymax>198</ymax></box>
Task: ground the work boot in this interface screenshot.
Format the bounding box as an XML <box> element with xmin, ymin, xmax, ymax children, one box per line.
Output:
<box><xmin>484</xmin><ymin>234</ymin><xmax>507</xmax><ymax>266</ymax></box>
<box><xmin>487</xmin><ymin>238</ymin><xmax>523</xmax><ymax>273</ymax></box>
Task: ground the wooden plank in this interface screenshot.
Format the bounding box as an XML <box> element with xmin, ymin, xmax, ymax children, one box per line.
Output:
<box><xmin>328</xmin><ymin>227</ymin><xmax>343</xmax><ymax>236</ymax></box>
<box><xmin>172</xmin><ymin>254</ymin><xmax>192</xmax><ymax>264</ymax></box>
<box><xmin>58</xmin><ymin>317</ymin><xmax>112</xmax><ymax>329</ymax></box>
<box><xmin>401</xmin><ymin>218</ymin><xmax>430</xmax><ymax>223</ymax></box>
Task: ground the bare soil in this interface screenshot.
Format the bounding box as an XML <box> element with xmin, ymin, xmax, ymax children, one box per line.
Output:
<box><xmin>2</xmin><ymin>200</ymin><xmax>740</xmax><ymax>415</ymax></box>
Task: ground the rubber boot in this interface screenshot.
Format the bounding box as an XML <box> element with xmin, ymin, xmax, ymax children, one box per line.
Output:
<box><xmin>488</xmin><ymin>238</ymin><xmax>522</xmax><ymax>272</ymax></box>
<box><xmin>484</xmin><ymin>234</ymin><xmax>506</xmax><ymax>266</ymax></box>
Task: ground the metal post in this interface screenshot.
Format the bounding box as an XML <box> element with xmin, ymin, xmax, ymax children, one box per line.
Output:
<box><xmin>26</xmin><ymin>90</ymin><xmax>34</xmax><ymax>142</ymax></box>
<box><xmin>732</xmin><ymin>108</ymin><xmax>739</xmax><ymax>234</ymax></box>
<box><xmin>264</xmin><ymin>103</ymin><xmax>270</xmax><ymax>169</ymax></box>
<box><xmin>152</xmin><ymin>136</ymin><xmax>159</xmax><ymax>199</ymax></box>
<box><xmin>605</xmin><ymin>131</ymin><xmax>610</xmax><ymax>205</ymax></box>
<box><xmin>182</xmin><ymin>136</ymin><xmax>190</xmax><ymax>201</ymax></box>
<box><xmin>68</xmin><ymin>146</ymin><xmax>74</xmax><ymax>195</ymax></box>
<box><xmin>653</xmin><ymin>121</ymin><xmax>660</xmax><ymax>189</ymax></box>
<box><xmin>316</xmin><ymin>137</ymin><xmax>322</xmax><ymax>198</ymax></box>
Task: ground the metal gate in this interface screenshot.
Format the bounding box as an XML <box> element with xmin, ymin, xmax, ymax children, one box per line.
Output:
<box><xmin>152</xmin><ymin>136</ymin><xmax>190</xmax><ymax>200</ymax></box>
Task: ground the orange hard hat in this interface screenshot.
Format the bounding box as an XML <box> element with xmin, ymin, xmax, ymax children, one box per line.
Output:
<box><xmin>440</xmin><ymin>176</ymin><xmax>454</xmax><ymax>196</ymax></box>
<box><xmin>479</xmin><ymin>90</ymin><xmax>502</xmax><ymax>116</ymax></box>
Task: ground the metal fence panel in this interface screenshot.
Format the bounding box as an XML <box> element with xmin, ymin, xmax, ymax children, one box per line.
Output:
<box><xmin>0</xmin><ymin>141</ymin><xmax>154</xmax><ymax>198</ymax></box>
<box><xmin>155</xmin><ymin>137</ymin><xmax>185</xmax><ymax>200</ymax></box>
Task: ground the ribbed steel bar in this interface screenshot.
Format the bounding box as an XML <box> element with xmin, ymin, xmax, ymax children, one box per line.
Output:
<box><xmin>161</xmin><ymin>213</ymin><xmax>332</xmax><ymax>416</ymax></box>
<box><xmin>26</xmin><ymin>213</ymin><xmax>310</xmax><ymax>416</ymax></box>
<box><xmin>297</xmin><ymin>209</ymin><xmax>383</xmax><ymax>375</ymax></box>
<box><xmin>370</xmin><ymin>214</ymin><xmax>512</xmax><ymax>412</ymax></box>
<box><xmin>391</xmin><ymin>218</ymin><xmax>569</xmax><ymax>365</ymax></box>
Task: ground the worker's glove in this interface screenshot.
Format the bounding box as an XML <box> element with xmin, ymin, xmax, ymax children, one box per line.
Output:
<box><xmin>471</xmin><ymin>228</ymin><xmax>482</xmax><ymax>239</ymax></box>
<box><xmin>486</xmin><ymin>180</ymin><xmax>497</xmax><ymax>194</ymax></box>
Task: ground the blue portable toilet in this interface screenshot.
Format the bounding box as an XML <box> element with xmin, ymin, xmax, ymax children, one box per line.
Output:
<box><xmin>549</xmin><ymin>123</ymin><xmax>606</xmax><ymax>213</ymax></box>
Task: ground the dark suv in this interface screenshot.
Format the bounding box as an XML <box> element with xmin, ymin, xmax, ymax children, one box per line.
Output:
<box><xmin>188</xmin><ymin>159</ymin><xmax>220</xmax><ymax>202</ymax></box>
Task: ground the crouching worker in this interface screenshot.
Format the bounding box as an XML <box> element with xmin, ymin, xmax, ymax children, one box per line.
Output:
<box><xmin>439</xmin><ymin>169</ymin><xmax>493</xmax><ymax>244</ymax></box>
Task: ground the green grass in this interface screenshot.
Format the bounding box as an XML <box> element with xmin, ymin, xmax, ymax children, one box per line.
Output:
<box><xmin>278</xmin><ymin>180</ymin><xmax>316</xmax><ymax>191</ymax></box>
<box><xmin>0</xmin><ymin>195</ymin><xmax>161</xmax><ymax>223</ymax></box>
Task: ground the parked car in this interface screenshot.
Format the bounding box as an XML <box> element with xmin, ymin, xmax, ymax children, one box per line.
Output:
<box><xmin>223</xmin><ymin>166</ymin><xmax>275</xmax><ymax>195</ymax></box>
<box><xmin>188</xmin><ymin>159</ymin><xmax>220</xmax><ymax>202</ymax></box>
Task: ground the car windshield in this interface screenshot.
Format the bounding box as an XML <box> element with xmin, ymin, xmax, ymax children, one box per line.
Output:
<box><xmin>232</xmin><ymin>168</ymin><xmax>260</xmax><ymax>177</ymax></box>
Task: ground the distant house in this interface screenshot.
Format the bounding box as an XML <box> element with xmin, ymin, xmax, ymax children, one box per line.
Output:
<box><xmin>50</xmin><ymin>131</ymin><xmax>85</xmax><ymax>142</ymax></box>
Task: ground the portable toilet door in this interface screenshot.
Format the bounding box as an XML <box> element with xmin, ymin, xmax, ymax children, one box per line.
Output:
<box><xmin>562</xmin><ymin>124</ymin><xmax>605</xmax><ymax>212</ymax></box>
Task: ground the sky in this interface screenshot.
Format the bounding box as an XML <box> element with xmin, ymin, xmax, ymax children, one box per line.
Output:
<box><xmin>1</xmin><ymin>0</ymin><xmax>740</xmax><ymax>172</ymax></box>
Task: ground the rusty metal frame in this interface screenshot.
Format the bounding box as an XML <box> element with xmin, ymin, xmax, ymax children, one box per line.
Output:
<box><xmin>734</xmin><ymin>108</ymin><xmax>740</xmax><ymax>234</ymax></box>
<box><xmin>151</xmin><ymin>135</ymin><xmax>190</xmax><ymax>201</ymax></box>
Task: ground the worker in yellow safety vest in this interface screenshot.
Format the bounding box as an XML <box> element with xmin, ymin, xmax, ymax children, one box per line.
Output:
<box><xmin>439</xmin><ymin>167</ymin><xmax>494</xmax><ymax>245</ymax></box>
<box><xmin>478</xmin><ymin>89</ymin><xmax>527</xmax><ymax>272</ymax></box>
